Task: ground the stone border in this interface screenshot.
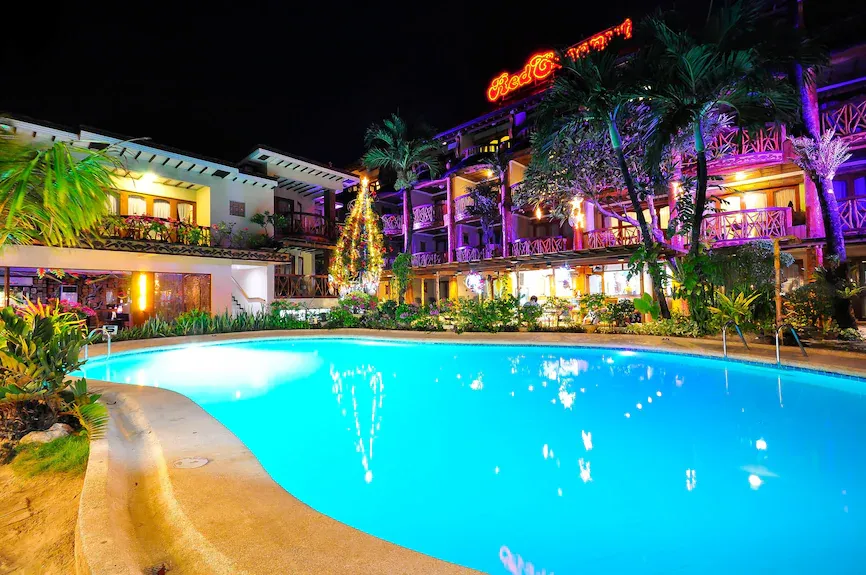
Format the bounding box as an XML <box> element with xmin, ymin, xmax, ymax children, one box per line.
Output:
<box><xmin>75</xmin><ymin>330</ymin><xmax>866</xmax><ymax>574</ymax></box>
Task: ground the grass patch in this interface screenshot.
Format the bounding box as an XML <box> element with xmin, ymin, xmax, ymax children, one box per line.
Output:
<box><xmin>11</xmin><ymin>434</ymin><xmax>90</xmax><ymax>477</ymax></box>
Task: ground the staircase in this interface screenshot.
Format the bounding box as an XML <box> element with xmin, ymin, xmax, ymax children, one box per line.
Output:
<box><xmin>231</xmin><ymin>295</ymin><xmax>244</xmax><ymax>316</ymax></box>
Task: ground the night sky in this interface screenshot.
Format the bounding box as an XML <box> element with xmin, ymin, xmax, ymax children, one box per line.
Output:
<box><xmin>2</xmin><ymin>0</ymin><xmax>859</xmax><ymax>168</ymax></box>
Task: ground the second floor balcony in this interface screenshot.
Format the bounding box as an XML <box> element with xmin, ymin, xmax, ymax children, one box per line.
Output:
<box><xmin>699</xmin><ymin>207</ymin><xmax>796</xmax><ymax>246</ymax></box>
<box><xmin>276</xmin><ymin>212</ymin><xmax>336</xmax><ymax>243</ymax></box>
<box><xmin>274</xmin><ymin>274</ymin><xmax>337</xmax><ymax>299</ymax></box>
<box><xmin>455</xmin><ymin>245</ymin><xmax>502</xmax><ymax>262</ymax></box>
<box><xmin>508</xmin><ymin>236</ymin><xmax>570</xmax><ymax>257</ymax></box>
<box><xmin>381</xmin><ymin>213</ymin><xmax>403</xmax><ymax>235</ymax></box>
<box><xmin>412</xmin><ymin>251</ymin><xmax>446</xmax><ymax>267</ymax></box>
<box><xmin>413</xmin><ymin>203</ymin><xmax>445</xmax><ymax>230</ymax></box>
<box><xmin>840</xmin><ymin>197</ymin><xmax>866</xmax><ymax>233</ymax></box>
<box><xmin>100</xmin><ymin>215</ymin><xmax>212</xmax><ymax>246</ymax></box>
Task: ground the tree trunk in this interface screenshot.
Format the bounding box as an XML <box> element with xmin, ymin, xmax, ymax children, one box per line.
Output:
<box><xmin>609</xmin><ymin>122</ymin><xmax>671</xmax><ymax>319</ymax></box>
<box><xmin>0</xmin><ymin>400</ymin><xmax>59</xmax><ymax>443</ymax></box>
<box><xmin>690</xmin><ymin>123</ymin><xmax>709</xmax><ymax>257</ymax></box>
<box><xmin>403</xmin><ymin>187</ymin><xmax>413</xmax><ymax>253</ymax></box>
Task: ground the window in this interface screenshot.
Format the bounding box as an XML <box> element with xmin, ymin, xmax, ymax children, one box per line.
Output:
<box><xmin>276</xmin><ymin>198</ymin><xmax>294</xmax><ymax>215</ymax></box>
<box><xmin>742</xmin><ymin>192</ymin><xmax>767</xmax><ymax>210</ymax></box>
<box><xmin>106</xmin><ymin>193</ymin><xmax>119</xmax><ymax>215</ymax></box>
<box><xmin>420</xmin><ymin>241</ymin><xmax>427</xmax><ymax>252</ymax></box>
<box><xmin>177</xmin><ymin>203</ymin><xmax>194</xmax><ymax>223</ymax></box>
<box><xmin>153</xmin><ymin>199</ymin><xmax>170</xmax><ymax>219</ymax></box>
<box><xmin>854</xmin><ymin>177</ymin><xmax>866</xmax><ymax>197</ymax></box>
<box><xmin>127</xmin><ymin>195</ymin><xmax>146</xmax><ymax>216</ymax></box>
<box><xmin>774</xmin><ymin>189</ymin><xmax>796</xmax><ymax>209</ymax></box>
<box><xmin>832</xmin><ymin>179</ymin><xmax>847</xmax><ymax>198</ymax></box>
<box><xmin>229</xmin><ymin>201</ymin><xmax>246</xmax><ymax>217</ymax></box>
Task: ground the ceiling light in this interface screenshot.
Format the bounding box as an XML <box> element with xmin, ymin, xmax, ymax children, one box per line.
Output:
<box><xmin>734</xmin><ymin>171</ymin><xmax>748</xmax><ymax>182</ymax></box>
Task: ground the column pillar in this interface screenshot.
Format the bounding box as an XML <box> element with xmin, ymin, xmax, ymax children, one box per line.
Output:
<box><xmin>420</xmin><ymin>277</ymin><xmax>426</xmax><ymax>306</ymax></box>
<box><xmin>3</xmin><ymin>266</ymin><xmax>9</xmax><ymax>308</ymax></box>
<box><xmin>402</xmin><ymin>190</ymin><xmax>412</xmax><ymax>253</ymax></box>
<box><xmin>500</xmin><ymin>163</ymin><xmax>513</xmax><ymax>257</ymax></box>
<box><xmin>446</xmin><ymin>178</ymin><xmax>456</xmax><ymax>262</ymax></box>
<box><xmin>434</xmin><ymin>271</ymin><xmax>441</xmax><ymax>302</ymax></box>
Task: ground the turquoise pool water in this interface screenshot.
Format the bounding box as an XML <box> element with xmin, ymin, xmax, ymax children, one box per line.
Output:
<box><xmin>79</xmin><ymin>338</ymin><xmax>866</xmax><ymax>574</ymax></box>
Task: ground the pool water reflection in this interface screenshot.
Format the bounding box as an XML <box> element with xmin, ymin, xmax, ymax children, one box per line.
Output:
<box><xmin>79</xmin><ymin>339</ymin><xmax>866</xmax><ymax>574</ymax></box>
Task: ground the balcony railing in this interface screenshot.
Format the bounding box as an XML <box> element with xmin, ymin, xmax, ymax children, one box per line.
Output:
<box><xmin>276</xmin><ymin>212</ymin><xmax>335</xmax><ymax>242</ymax></box>
<box><xmin>99</xmin><ymin>215</ymin><xmax>211</xmax><ymax>246</ymax></box>
<box><xmin>274</xmin><ymin>274</ymin><xmax>337</xmax><ymax>298</ymax></box>
<box><xmin>584</xmin><ymin>226</ymin><xmax>642</xmax><ymax>249</ymax></box>
<box><xmin>461</xmin><ymin>139</ymin><xmax>514</xmax><ymax>160</ymax></box>
<box><xmin>700</xmin><ymin>207</ymin><xmax>791</xmax><ymax>245</ymax></box>
<box><xmin>822</xmin><ymin>100</ymin><xmax>866</xmax><ymax>141</ymax></box>
<box><xmin>840</xmin><ymin>197</ymin><xmax>866</xmax><ymax>233</ymax></box>
<box><xmin>508</xmin><ymin>236</ymin><xmax>570</xmax><ymax>257</ymax></box>
<box><xmin>413</xmin><ymin>203</ymin><xmax>445</xmax><ymax>230</ymax></box>
<box><xmin>707</xmin><ymin>125</ymin><xmax>784</xmax><ymax>157</ymax></box>
<box><xmin>454</xmin><ymin>195</ymin><xmax>476</xmax><ymax>222</ymax></box>
<box><xmin>455</xmin><ymin>245</ymin><xmax>502</xmax><ymax>263</ymax></box>
<box><xmin>381</xmin><ymin>213</ymin><xmax>403</xmax><ymax>235</ymax></box>
<box><xmin>411</xmin><ymin>252</ymin><xmax>446</xmax><ymax>267</ymax></box>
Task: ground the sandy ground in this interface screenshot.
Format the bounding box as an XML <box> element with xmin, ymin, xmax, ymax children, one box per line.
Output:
<box><xmin>0</xmin><ymin>466</ymin><xmax>83</xmax><ymax>575</ymax></box>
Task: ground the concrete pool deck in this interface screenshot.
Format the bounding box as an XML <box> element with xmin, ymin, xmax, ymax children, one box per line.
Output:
<box><xmin>74</xmin><ymin>330</ymin><xmax>866</xmax><ymax>574</ymax></box>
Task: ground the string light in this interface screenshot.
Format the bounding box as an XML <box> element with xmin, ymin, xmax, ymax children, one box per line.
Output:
<box><xmin>330</xmin><ymin>177</ymin><xmax>384</xmax><ymax>294</ymax></box>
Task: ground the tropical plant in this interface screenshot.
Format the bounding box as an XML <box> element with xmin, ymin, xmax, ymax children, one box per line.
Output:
<box><xmin>210</xmin><ymin>221</ymin><xmax>235</xmax><ymax>246</ymax></box>
<box><xmin>0</xmin><ymin>132</ymin><xmax>124</xmax><ymax>248</ymax></box>
<box><xmin>465</xmin><ymin>181</ymin><xmax>500</xmax><ymax>248</ymax></box>
<box><xmin>62</xmin><ymin>378</ymin><xmax>109</xmax><ymax>440</ymax></box>
<box><xmin>362</xmin><ymin>114</ymin><xmax>442</xmax><ymax>252</ymax></box>
<box><xmin>250</xmin><ymin>211</ymin><xmax>287</xmax><ymax>241</ymax></box>
<box><xmin>632</xmin><ymin>292</ymin><xmax>661</xmax><ymax>321</ymax></box>
<box><xmin>391</xmin><ymin>252</ymin><xmax>413</xmax><ymax>305</ymax></box>
<box><xmin>708</xmin><ymin>290</ymin><xmax>761</xmax><ymax>326</ymax></box>
<box><xmin>544</xmin><ymin>297</ymin><xmax>573</xmax><ymax>327</ymax></box>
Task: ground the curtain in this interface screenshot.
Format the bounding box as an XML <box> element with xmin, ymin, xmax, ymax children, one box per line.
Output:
<box><xmin>153</xmin><ymin>200</ymin><xmax>170</xmax><ymax>219</ymax></box>
<box><xmin>106</xmin><ymin>194</ymin><xmax>119</xmax><ymax>215</ymax></box>
<box><xmin>128</xmin><ymin>196</ymin><xmax>146</xmax><ymax>216</ymax></box>
<box><xmin>774</xmin><ymin>188</ymin><xmax>796</xmax><ymax>209</ymax></box>
<box><xmin>177</xmin><ymin>203</ymin><xmax>193</xmax><ymax>223</ymax></box>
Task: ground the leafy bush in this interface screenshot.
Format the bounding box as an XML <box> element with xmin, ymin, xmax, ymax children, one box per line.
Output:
<box><xmin>627</xmin><ymin>313</ymin><xmax>702</xmax><ymax>338</ymax></box>
<box><xmin>838</xmin><ymin>328</ymin><xmax>863</xmax><ymax>342</ymax></box>
<box><xmin>708</xmin><ymin>290</ymin><xmax>760</xmax><ymax>326</ymax></box>
<box><xmin>633</xmin><ymin>293</ymin><xmax>660</xmax><ymax>320</ymax></box>
<box><xmin>784</xmin><ymin>282</ymin><xmax>834</xmax><ymax>333</ymax></box>
<box><xmin>453</xmin><ymin>296</ymin><xmax>520</xmax><ymax>333</ymax></box>
<box><xmin>604</xmin><ymin>299</ymin><xmax>635</xmax><ymax>326</ymax></box>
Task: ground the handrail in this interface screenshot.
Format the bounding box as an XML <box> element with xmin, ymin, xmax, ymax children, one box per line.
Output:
<box><xmin>722</xmin><ymin>320</ymin><xmax>749</xmax><ymax>358</ymax></box>
<box><xmin>775</xmin><ymin>323</ymin><xmax>808</xmax><ymax>366</ymax></box>
<box><xmin>230</xmin><ymin>276</ymin><xmax>267</xmax><ymax>305</ymax></box>
<box><xmin>84</xmin><ymin>326</ymin><xmax>114</xmax><ymax>360</ymax></box>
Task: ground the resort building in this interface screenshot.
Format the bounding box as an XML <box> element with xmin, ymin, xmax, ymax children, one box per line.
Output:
<box><xmin>0</xmin><ymin>117</ymin><xmax>358</xmax><ymax>325</ymax></box>
<box><xmin>361</xmin><ymin>21</ymin><xmax>866</xmax><ymax>320</ymax></box>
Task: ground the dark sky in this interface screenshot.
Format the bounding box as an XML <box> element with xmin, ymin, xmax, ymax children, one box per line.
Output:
<box><xmin>2</xmin><ymin>0</ymin><xmax>858</xmax><ymax>168</ymax></box>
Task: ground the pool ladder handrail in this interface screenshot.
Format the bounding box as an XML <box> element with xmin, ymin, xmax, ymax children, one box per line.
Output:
<box><xmin>722</xmin><ymin>320</ymin><xmax>749</xmax><ymax>358</ymax></box>
<box><xmin>84</xmin><ymin>327</ymin><xmax>114</xmax><ymax>360</ymax></box>
<box><xmin>775</xmin><ymin>323</ymin><xmax>807</xmax><ymax>366</ymax></box>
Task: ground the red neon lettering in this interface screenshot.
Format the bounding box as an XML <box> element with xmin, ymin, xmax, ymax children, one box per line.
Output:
<box><xmin>486</xmin><ymin>18</ymin><xmax>633</xmax><ymax>103</ymax></box>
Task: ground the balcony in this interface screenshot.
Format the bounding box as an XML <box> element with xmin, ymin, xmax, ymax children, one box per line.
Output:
<box><xmin>840</xmin><ymin>197</ymin><xmax>866</xmax><ymax>233</ymax></box>
<box><xmin>276</xmin><ymin>212</ymin><xmax>335</xmax><ymax>243</ymax></box>
<box><xmin>381</xmin><ymin>213</ymin><xmax>403</xmax><ymax>235</ymax></box>
<box><xmin>454</xmin><ymin>195</ymin><xmax>476</xmax><ymax>222</ymax></box>
<box><xmin>508</xmin><ymin>236</ymin><xmax>570</xmax><ymax>257</ymax></box>
<box><xmin>822</xmin><ymin>99</ymin><xmax>866</xmax><ymax>146</ymax></box>
<box><xmin>274</xmin><ymin>274</ymin><xmax>337</xmax><ymax>298</ymax></box>
<box><xmin>455</xmin><ymin>245</ymin><xmax>501</xmax><ymax>263</ymax></box>
<box><xmin>411</xmin><ymin>252</ymin><xmax>446</xmax><ymax>267</ymax></box>
<box><xmin>413</xmin><ymin>203</ymin><xmax>445</xmax><ymax>230</ymax></box>
<box><xmin>100</xmin><ymin>215</ymin><xmax>212</xmax><ymax>246</ymax></box>
<box><xmin>700</xmin><ymin>207</ymin><xmax>792</xmax><ymax>246</ymax></box>
<box><xmin>584</xmin><ymin>226</ymin><xmax>642</xmax><ymax>249</ymax></box>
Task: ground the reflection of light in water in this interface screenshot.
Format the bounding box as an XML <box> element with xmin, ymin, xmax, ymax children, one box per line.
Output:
<box><xmin>542</xmin><ymin>444</ymin><xmax>549</xmax><ymax>459</ymax></box>
<box><xmin>557</xmin><ymin>487</ymin><xmax>563</xmax><ymax>497</ymax></box>
<box><xmin>579</xmin><ymin>458</ymin><xmax>592</xmax><ymax>483</ymax></box>
<box><xmin>675</xmin><ymin>376</ymin><xmax>684</xmax><ymax>387</ymax></box>
<box><xmin>778</xmin><ymin>376</ymin><xmax>784</xmax><ymax>408</ymax></box>
<box><xmin>636</xmin><ymin>402</ymin><xmax>643</xmax><ymax>410</ymax></box>
<box><xmin>619</xmin><ymin>350</ymin><xmax>636</xmax><ymax>357</ymax></box>
<box><xmin>332</xmin><ymin>364</ymin><xmax>383</xmax><ymax>484</ymax></box>
<box><xmin>656</xmin><ymin>391</ymin><xmax>662</xmax><ymax>397</ymax></box>
<box><xmin>470</xmin><ymin>375</ymin><xmax>483</xmax><ymax>391</ymax></box>
<box><xmin>558</xmin><ymin>387</ymin><xmax>575</xmax><ymax>409</ymax></box>
<box><xmin>749</xmin><ymin>474</ymin><xmax>763</xmax><ymax>490</ymax></box>
<box><xmin>624</xmin><ymin>412</ymin><xmax>631</xmax><ymax>418</ymax></box>
<box><xmin>647</xmin><ymin>396</ymin><xmax>652</xmax><ymax>403</ymax></box>
<box><xmin>528</xmin><ymin>385</ymin><xmax>534</xmax><ymax>392</ymax></box>
<box><xmin>582</xmin><ymin>430</ymin><xmax>593</xmax><ymax>451</ymax></box>
<box><xmin>756</xmin><ymin>438</ymin><xmax>767</xmax><ymax>450</ymax></box>
<box><xmin>234</xmin><ymin>390</ymin><xmax>241</xmax><ymax>399</ymax></box>
<box><xmin>606</xmin><ymin>357</ymin><xmax>615</xmax><ymax>365</ymax></box>
<box><xmin>500</xmin><ymin>546</ymin><xmax>553</xmax><ymax>575</ymax></box>
<box><xmin>494</xmin><ymin>466</ymin><xmax>500</xmax><ymax>475</ymax></box>
<box><xmin>686</xmin><ymin>469</ymin><xmax>697</xmax><ymax>491</ymax></box>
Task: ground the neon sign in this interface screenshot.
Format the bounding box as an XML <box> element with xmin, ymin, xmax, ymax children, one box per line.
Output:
<box><xmin>485</xmin><ymin>18</ymin><xmax>633</xmax><ymax>103</ymax></box>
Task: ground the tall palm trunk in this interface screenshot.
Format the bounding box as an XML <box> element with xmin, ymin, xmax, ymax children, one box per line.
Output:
<box><xmin>608</xmin><ymin>122</ymin><xmax>671</xmax><ymax>319</ymax></box>
<box><xmin>403</xmin><ymin>187</ymin><xmax>413</xmax><ymax>253</ymax></box>
<box><xmin>690</xmin><ymin>121</ymin><xmax>709</xmax><ymax>257</ymax></box>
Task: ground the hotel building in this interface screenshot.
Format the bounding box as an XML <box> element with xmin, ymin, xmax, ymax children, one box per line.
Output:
<box><xmin>359</xmin><ymin>20</ymin><xmax>866</xmax><ymax>320</ymax></box>
<box><xmin>0</xmin><ymin>117</ymin><xmax>358</xmax><ymax>324</ymax></box>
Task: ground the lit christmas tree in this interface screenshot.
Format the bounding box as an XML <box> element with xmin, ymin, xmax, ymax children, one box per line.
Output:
<box><xmin>330</xmin><ymin>177</ymin><xmax>385</xmax><ymax>295</ymax></box>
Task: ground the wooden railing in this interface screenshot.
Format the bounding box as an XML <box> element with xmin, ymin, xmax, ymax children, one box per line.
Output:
<box><xmin>411</xmin><ymin>252</ymin><xmax>446</xmax><ymax>267</ymax></box>
<box><xmin>822</xmin><ymin>99</ymin><xmax>866</xmax><ymax>141</ymax></box>
<box><xmin>508</xmin><ymin>236</ymin><xmax>569</xmax><ymax>257</ymax></box>
<box><xmin>455</xmin><ymin>245</ymin><xmax>501</xmax><ymax>262</ymax></box>
<box><xmin>99</xmin><ymin>215</ymin><xmax>211</xmax><ymax>246</ymax></box>
<box><xmin>276</xmin><ymin>212</ymin><xmax>335</xmax><ymax>241</ymax></box>
<box><xmin>584</xmin><ymin>226</ymin><xmax>642</xmax><ymax>249</ymax></box>
<box><xmin>274</xmin><ymin>274</ymin><xmax>337</xmax><ymax>298</ymax></box>
<box><xmin>381</xmin><ymin>213</ymin><xmax>403</xmax><ymax>235</ymax></box>
<box><xmin>840</xmin><ymin>197</ymin><xmax>866</xmax><ymax>232</ymax></box>
<box><xmin>454</xmin><ymin>195</ymin><xmax>476</xmax><ymax>221</ymax></box>
<box><xmin>700</xmin><ymin>207</ymin><xmax>791</xmax><ymax>245</ymax></box>
<box><xmin>707</xmin><ymin>125</ymin><xmax>784</xmax><ymax>157</ymax></box>
<box><xmin>412</xmin><ymin>203</ymin><xmax>445</xmax><ymax>230</ymax></box>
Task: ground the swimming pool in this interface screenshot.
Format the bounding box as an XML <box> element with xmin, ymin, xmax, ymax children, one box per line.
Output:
<box><xmin>79</xmin><ymin>338</ymin><xmax>866</xmax><ymax>574</ymax></box>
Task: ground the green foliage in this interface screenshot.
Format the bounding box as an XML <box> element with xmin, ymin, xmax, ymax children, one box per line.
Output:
<box><xmin>453</xmin><ymin>296</ymin><xmax>521</xmax><ymax>333</ymax></box>
<box><xmin>633</xmin><ymin>293</ymin><xmax>661</xmax><ymax>320</ymax></box>
<box><xmin>627</xmin><ymin>313</ymin><xmax>702</xmax><ymax>338</ymax></box>
<box><xmin>11</xmin><ymin>434</ymin><xmax>90</xmax><ymax>477</ymax></box>
<box><xmin>708</xmin><ymin>290</ymin><xmax>761</xmax><ymax>326</ymax></box>
<box><xmin>519</xmin><ymin>303</ymin><xmax>544</xmax><ymax>330</ymax></box>
<box><xmin>838</xmin><ymin>328</ymin><xmax>863</xmax><ymax>342</ymax></box>
<box><xmin>671</xmin><ymin>252</ymin><xmax>717</xmax><ymax>332</ymax></box>
<box><xmin>784</xmin><ymin>281</ymin><xmax>835</xmax><ymax>333</ymax></box>
<box><xmin>362</xmin><ymin>114</ymin><xmax>442</xmax><ymax>192</ymax></box>
<box><xmin>603</xmin><ymin>299</ymin><xmax>636</xmax><ymax>326</ymax></box>
<box><xmin>579</xmin><ymin>294</ymin><xmax>607</xmax><ymax>314</ymax></box>
<box><xmin>111</xmin><ymin>308</ymin><xmax>313</xmax><ymax>341</ymax></box>
<box><xmin>391</xmin><ymin>253</ymin><xmax>413</xmax><ymax>305</ymax></box>
<box><xmin>465</xmin><ymin>182</ymin><xmax>500</xmax><ymax>246</ymax></box>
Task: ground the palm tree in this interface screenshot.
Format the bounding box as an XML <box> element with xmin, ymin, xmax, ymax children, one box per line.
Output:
<box><xmin>362</xmin><ymin>114</ymin><xmax>442</xmax><ymax>253</ymax></box>
<box><xmin>0</xmin><ymin>130</ymin><xmax>122</xmax><ymax>248</ymax></box>
<box><xmin>535</xmin><ymin>42</ymin><xmax>673</xmax><ymax>319</ymax></box>
<box><xmin>642</xmin><ymin>0</ymin><xmax>799</xmax><ymax>257</ymax></box>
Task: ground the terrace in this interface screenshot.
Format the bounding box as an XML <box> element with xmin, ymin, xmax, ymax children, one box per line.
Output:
<box><xmin>274</xmin><ymin>273</ymin><xmax>337</xmax><ymax>299</ymax></box>
<box><xmin>275</xmin><ymin>211</ymin><xmax>336</xmax><ymax>243</ymax></box>
<box><xmin>412</xmin><ymin>203</ymin><xmax>445</xmax><ymax>230</ymax></box>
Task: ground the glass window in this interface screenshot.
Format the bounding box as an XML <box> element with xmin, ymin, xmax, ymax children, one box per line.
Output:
<box><xmin>588</xmin><ymin>274</ymin><xmax>603</xmax><ymax>295</ymax></box>
<box><xmin>854</xmin><ymin>177</ymin><xmax>866</xmax><ymax>197</ymax></box>
<box><xmin>127</xmin><ymin>195</ymin><xmax>146</xmax><ymax>216</ymax></box>
<box><xmin>177</xmin><ymin>203</ymin><xmax>194</xmax><ymax>223</ymax></box>
<box><xmin>106</xmin><ymin>193</ymin><xmax>119</xmax><ymax>215</ymax></box>
<box><xmin>833</xmin><ymin>179</ymin><xmax>847</xmax><ymax>197</ymax></box>
<box><xmin>153</xmin><ymin>199</ymin><xmax>170</xmax><ymax>219</ymax></box>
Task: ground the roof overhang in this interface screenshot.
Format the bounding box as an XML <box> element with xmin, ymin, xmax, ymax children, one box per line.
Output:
<box><xmin>246</xmin><ymin>146</ymin><xmax>359</xmax><ymax>199</ymax></box>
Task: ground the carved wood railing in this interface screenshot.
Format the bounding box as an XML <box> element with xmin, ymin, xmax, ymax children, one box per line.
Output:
<box><xmin>583</xmin><ymin>226</ymin><xmax>642</xmax><ymax>249</ymax></box>
<box><xmin>700</xmin><ymin>207</ymin><xmax>791</xmax><ymax>245</ymax></box>
<box><xmin>274</xmin><ymin>274</ymin><xmax>337</xmax><ymax>298</ymax></box>
<box><xmin>454</xmin><ymin>195</ymin><xmax>476</xmax><ymax>221</ymax></box>
<box><xmin>411</xmin><ymin>252</ymin><xmax>446</xmax><ymax>267</ymax></box>
<box><xmin>412</xmin><ymin>203</ymin><xmax>445</xmax><ymax>230</ymax></box>
<box><xmin>707</xmin><ymin>125</ymin><xmax>784</xmax><ymax>157</ymax></box>
<box><xmin>276</xmin><ymin>212</ymin><xmax>335</xmax><ymax>242</ymax></box>
<box><xmin>381</xmin><ymin>213</ymin><xmax>403</xmax><ymax>235</ymax></box>
<box><xmin>99</xmin><ymin>215</ymin><xmax>212</xmax><ymax>246</ymax></box>
<box><xmin>822</xmin><ymin>99</ymin><xmax>866</xmax><ymax>142</ymax></box>
<box><xmin>508</xmin><ymin>236</ymin><xmax>569</xmax><ymax>257</ymax></box>
<box><xmin>454</xmin><ymin>245</ymin><xmax>501</xmax><ymax>262</ymax></box>
<box><xmin>839</xmin><ymin>197</ymin><xmax>866</xmax><ymax>232</ymax></box>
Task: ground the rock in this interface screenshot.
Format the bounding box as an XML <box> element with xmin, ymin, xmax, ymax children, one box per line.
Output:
<box><xmin>18</xmin><ymin>423</ymin><xmax>74</xmax><ymax>445</ymax></box>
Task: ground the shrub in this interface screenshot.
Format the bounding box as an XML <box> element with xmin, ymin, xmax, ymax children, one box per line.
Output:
<box><xmin>627</xmin><ymin>313</ymin><xmax>702</xmax><ymax>338</ymax></box>
<box><xmin>838</xmin><ymin>327</ymin><xmax>863</xmax><ymax>342</ymax></box>
<box><xmin>604</xmin><ymin>299</ymin><xmax>635</xmax><ymax>326</ymax></box>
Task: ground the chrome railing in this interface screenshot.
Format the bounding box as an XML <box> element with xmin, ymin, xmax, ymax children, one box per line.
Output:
<box><xmin>775</xmin><ymin>324</ymin><xmax>807</xmax><ymax>366</ymax></box>
<box><xmin>722</xmin><ymin>321</ymin><xmax>749</xmax><ymax>358</ymax></box>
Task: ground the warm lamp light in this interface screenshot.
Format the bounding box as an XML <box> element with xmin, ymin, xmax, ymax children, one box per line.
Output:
<box><xmin>734</xmin><ymin>171</ymin><xmax>748</xmax><ymax>182</ymax></box>
<box><xmin>136</xmin><ymin>272</ymin><xmax>148</xmax><ymax>311</ymax></box>
<box><xmin>535</xmin><ymin>207</ymin><xmax>543</xmax><ymax>220</ymax></box>
<box><xmin>141</xmin><ymin>172</ymin><xmax>158</xmax><ymax>184</ymax></box>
